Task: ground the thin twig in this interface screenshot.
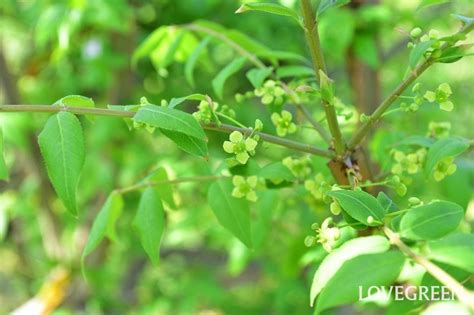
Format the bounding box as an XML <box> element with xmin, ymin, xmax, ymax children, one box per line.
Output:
<box><xmin>0</xmin><ymin>104</ymin><xmax>334</xmax><ymax>158</ymax></box>
<box><xmin>115</xmin><ymin>175</ymin><xmax>225</xmax><ymax>194</ymax></box>
<box><xmin>384</xmin><ymin>227</ymin><xmax>474</xmax><ymax>311</ymax></box>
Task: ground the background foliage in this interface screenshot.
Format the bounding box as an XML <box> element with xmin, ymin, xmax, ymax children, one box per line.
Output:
<box><xmin>0</xmin><ymin>0</ymin><xmax>473</xmax><ymax>314</ymax></box>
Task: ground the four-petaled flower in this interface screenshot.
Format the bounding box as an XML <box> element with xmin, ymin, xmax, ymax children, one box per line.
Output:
<box><xmin>391</xmin><ymin>149</ymin><xmax>426</xmax><ymax>175</ymax></box>
<box><xmin>271</xmin><ymin>110</ymin><xmax>297</xmax><ymax>137</ymax></box>
<box><xmin>433</xmin><ymin>157</ymin><xmax>457</xmax><ymax>182</ymax></box>
<box><xmin>283</xmin><ymin>156</ymin><xmax>311</xmax><ymax>178</ymax></box>
<box><xmin>254</xmin><ymin>80</ymin><xmax>285</xmax><ymax>105</ymax></box>
<box><xmin>315</xmin><ymin>218</ymin><xmax>341</xmax><ymax>252</ymax></box>
<box><xmin>232</xmin><ymin>175</ymin><xmax>258</xmax><ymax>202</ymax></box>
<box><xmin>223</xmin><ymin>131</ymin><xmax>258</xmax><ymax>164</ymax></box>
<box><xmin>424</xmin><ymin>83</ymin><xmax>454</xmax><ymax>112</ymax></box>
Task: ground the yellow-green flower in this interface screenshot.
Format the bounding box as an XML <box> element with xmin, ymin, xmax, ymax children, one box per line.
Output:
<box><xmin>433</xmin><ymin>157</ymin><xmax>457</xmax><ymax>182</ymax></box>
<box><xmin>283</xmin><ymin>156</ymin><xmax>311</xmax><ymax>178</ymax></box>
<box><xmin>427</xmin><ymin>121</ymin><xmax>451</xmax><ymax>139</ymax></box>
<box><xmin>304</xmin><ymin>173</ymin><xmax>331</xmax><ymax>202</ymax></box>
<box><xmin>316</xmin><ymin>218</ymin><xmax>341</xmax><ymax>252</ymax></box>
<box><xmin>232</xmin><ymin>175</ymin><xmax>258</xmax><ymax>202</ymax></box>
<box><xmin>424</xmin><ymin>83</ymin><xmax>454</xmax><ymax>112</ymax></box>
<box><xmin>391</xmin><ymin>149</ymin><xmax>426</xmax><ymax>175</ymax></box>
<box><xmin>254</xmin><ymin>80</ymin><xmax>285</xmax><ymax>105</ymax></box>
<box><xmin>271</xmin><ymin>110</ymin><xmax>297</xmax><ymax>137</ymax></box>
<box><xmin>223</xmin><ymin>131</ymin><xmax>258</xmax><ymax>164</ymax></box>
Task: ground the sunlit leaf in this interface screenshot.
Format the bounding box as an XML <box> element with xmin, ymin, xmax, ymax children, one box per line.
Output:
<box><xmin>236</xmin><ymin>3</ymin><xmax>301</xmax><ymax>24</ymax></box>
<box><xmin>208</xmin><ymin>179</ymin><xmax>252</xmax><ymax>248</ymax></box>
<box><xmin>212</xmin><ymin>57</ymin><xmax>247</xmax><ymax>99</ymax></box>
<box><xmin>82</xmin><ymin>192</ymin><xmax>123</xmax><ymax>259</ymax></box>
<box><xmin>399</xmin><ymin>201</ymin><xmax>463</xmax><ymax>240</ymax></box>
<box><xmin>133</xmin><ymin>188</ymin><xmax>165</xmax><ymax>265</ymax></box>
<box><xmin>38</xmin><ymin>112</ymin><xmax>85</xmax><ymax>215</ymax></box>
<box><xmin>428</xmin><ymin>233</ymin><xmax>474</xmax><ymax>272</ymax></box>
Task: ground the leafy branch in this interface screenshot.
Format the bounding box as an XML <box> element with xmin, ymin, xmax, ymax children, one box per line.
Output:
<box><xmin>384</xmin><ymin>227</ymin><xmax>474</xmax><ymax>311</ymax></box>
<box><xmin>0</xmin><ymin>104</ymin><xmax>334</xmax><ymax>158</ymax></box>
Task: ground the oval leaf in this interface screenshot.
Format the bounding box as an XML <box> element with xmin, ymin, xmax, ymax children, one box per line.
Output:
<box><xmin>399</xmin><ymin>201</ymin><xmax>464</xmax><ymax>240</ymax></box>
<box><xmin>212</xmin><ymin>57</ymin><xmax>247</xmax><ymax>99</ymax></box>
<box><xmin>38</xmin><ymin>112</ymin><xmax>85</xmax><ymax>214</ymax></box>
<box><xmin>82</xmin><ymin>192</ymin><xmax>123</xmax><ymax>259</ymax></box>
<box><xmin>133</xmin><ymin>188</ymin><xmax>165</xmax><ymax>265</ymax></box>
<box><xmin>327</xmin><ymin>190</ymin><xmax>386</xmax><ymax>226</ymax></box>
<box><xmin>208</xmin><ymin>179</ymin><xmax>252</xmax><ymax>248</ymax></box>
<box><xmin>428</xmin><ymin>233</ymin><xmax>474</xmax><ymax>272</ymax></box>
<box><xmin>310</xmin><ymin>236</ymin><xmax>390</xmax><ymax>306</ymax></box>
<box><xmin>315</xmin><ymin>251</ymin><xmax>405</xmax><ymax>312</ymax></box>
<box><xmin>424</xmin><ymin>136</ymin><xmax>470</xmax><ymax>176</ymax></box>
<box><xmin>409</xmin><ymin>40</ymin><xmax>434</xmax><ymax>69</ymax></box>
<box><xmin>236</xmin><ymin>3</ymin><xmax>301</xmax><ymax>24</ymax></box>
<box><xmin>53</xmin><ymin>95</ymin><xmax>94</xmax><ymax>108</ymax></box>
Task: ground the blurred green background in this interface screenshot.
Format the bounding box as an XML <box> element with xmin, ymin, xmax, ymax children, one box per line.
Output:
<box><xmin>0</xmin><ymin>0</ymin><xmax>473</xmax><ymax>314</ymax></box>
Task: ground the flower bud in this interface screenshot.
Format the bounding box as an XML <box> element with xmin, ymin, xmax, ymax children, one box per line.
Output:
<box><xmin>410</xmin><ymin>27</ymin><xmax>422</xmax><ymax>38</ymax></box>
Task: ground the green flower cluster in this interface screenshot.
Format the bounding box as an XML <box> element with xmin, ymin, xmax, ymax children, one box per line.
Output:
<box><xmin>283</xmin><ymin>156</ymin><xmax>311</xmax><ymax>178</ymax></box>
<box><xmin>193</xmin><ymin>100</ymin><xmax>236</xmax><ymax>124</ymax></box>
<box><xmin>304</xmin><ymin>173</ymin><xmax>331</xmax><ymax>202</ymax></box>
<box><xmin>254</xmin><ymin>80</ymin><xmax>285</xmax><ymax>105</ymax></box>
<box><xmin>391</xmin><ymin>148</ymin><xmax>427</xmax><ymax>175</ymax></box>
<box><xmin>232</xmin><ymin>175</ymin><xmax>258</xmax><ymax>202</ymax></box>
<box><xmin>223</xmin><ymin>131</ymin><xmax>258</xmax><ymax>164</ymax></box>
<box><xmin>271</xmin><ymin>110</ymin><xmax>297</xmax><ymax>137</ymax></box>
<box><xmin>427</xmin><ymin>121</ymin><xmax>451</xmax><ymax>139</ymax></box>
<box><xmin>424</xmin><ymin>83</ymin><xmax>454</xmax><ymax>112</ymax></box>
<box><xmin>305</xmin><ymin>218</ymin><xmax>341</xmax><ymax>252</ymax></box>
<box><xmin>433</xmin><ymin>157</ymin><xmax>457</xmax><ymax>182</ymax></box>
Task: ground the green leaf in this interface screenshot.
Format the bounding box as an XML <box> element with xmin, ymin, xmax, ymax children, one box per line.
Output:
<box><xmin>317</xmin><ymin>0</ymin><xmax>350</xmax><ymax>18</ymax></box>
<box><xmin>310</xmin><ymin>236</ymin><xmax>390</xmax><ymax>306</ymax></box>
<box><xmin>82</xmin><ymin>192</ymin><xmax>123</xmax><ymax>259</ymax></box>
<box><xmin>276</xmin><ymin>65</ymin><xmax>314</xmax><ymax>78</ymax></box>
<box><xmin>168</xmin><ymin>93</ymin><xmax>207</xmax><ymax>109</ymax></box>
<box><xmin>315</xmin><ymin>251</ymin><xmax>404</xmax><ymax>312</ymax></box>
<box><xmin>38</xmin><ymin>112</ymin><xmax>85</xmax><ymax>215</ymax></box>
<box><xmin>0</xmin><ymin>128</ymin><xmax>8</xmax><ymax>181</ymax></box>
<box><xmin>208</xmin><ymin>179</ymin><xmax>252</xmax><ymax>248</ymax></box>
<box><xmin>428</xmin><ymin>233</ymin><xmax>474</xmax><ymax>272</ymax></box>
<box><xmin>422</xmin><ymin>301</ymin><xmax>471</xmax><ymax>315</ymax></box>
<box><xmin>424</xmin><ymin>136</ymin><xmax>470</xmax><ymax>177</ymax></box>
<box><xmin>53</xmin><ymin>95</ymin><xmax>94</xmax><ymax>108</ymax></box>
<box><xmin>246</xmin><ymin>67</ymin><xmax>273</xmax><ymax>88</ymax></box>
<box><xmin>252</xmin><ymin>190</ymin><xmax>278</xmax><ymax>249</ymax></box>
<box><xmin>393</xmin><ymin>135</ymin><xmax>435</xmax><ymax>148</ymax></box>
<box><xmin>399</xmin><ymin>201</ymin><xmax>464</xmax><ymax>240</ymax></box>
<box><xmin>236</xmin><ymin>3</ymin><xmax>301</xmax><ymax>24</ymax></box>
<box><xmin>133</xmin><ymin>105</ymin><xmax>208</xmax><ymax>157</ymax></box>
<box><xmin>258</xmin><ymin>162</ymin><xmax>295</xmax><ymax>182</ymax></box>
<box><xmin>409</xmin><ymin>40</ymin><xmax>434</xmax><ymax>69</ymax></box>
<box><xmin>417</xmin><ymin>0</ymin><xmax>450</xmax><ymax>11</ymax></box>
<box><xmin>185</xmin><ymin>37</ymin><xmax>211</xmax><ymax>87</ymax></box>
<box><xmin>133</xmin><ymin>188</ymin><xmax>165</xmax><ymax>265</ymax></box>
<box><xmin>132</xmin><ymin>26</ymin><xmax>167</xmax><ymax>65</ymax></box>
<box><xmin>327</xmin><ymin>190</ymin><xmax>386</xmax><ymax>226</ymax></box>
<box><xmin>142</xmin><ymin>167</ymin><xmax>176</xmax><ymax>209</ymax></box>
<box><xmin>377</xmin><ymin>191</ymin><xmax>398</xmax><ymax>213</ymax></box>
<box><xmin>435</xmin><ymin>45</ymin><xmax>474</xmax><ymax>63</ymax></box>
<box><xmin>160</xmin><ymin>129</ymin><xmax>208</xmax><ymax>157</ymax></box>
<box><xmin>212</xmin><ymin>56</ymin><xmax>247</xmax><ymax>99</ymax></box>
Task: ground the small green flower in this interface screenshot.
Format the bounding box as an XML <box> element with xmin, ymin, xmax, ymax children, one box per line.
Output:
<box><xmin>433</xmin><ymin>157</ymin><xmax>457</xmax><ymax>182</ymax></box>
<box><xmin>283</xmin><ymin>156</ymin><xmax>311</xmax><ymax>178</ymax></box>
<box><xmin>316</xmin><ymin>218</ymin><xmax>341</xmax><ymax>252</ymax></box>
<box><xmin>428</xmin><ymin>29</ymin><xmax>440</xmax><ymax>39</ymax></box>
<box><xmin>304</xmin><ymin>173</ymin><xmax>331</xmax><ymax>202</ymax></box>
<box><xmin>223</xmin><ymin>131</ymin><xmax>258</xmax><ymax>164</ymax></box>
<box><xmin>391</xmin><ymin>149</ymin><xmax>426</xmax><ymax>175</ymax></box>
<box><xmin>427</xmin><ymin>121</ymin><xmax>451</xmax><ymax>138</ymax></box>
<box><xmin>424</xmin><ymin>83</ymin><xmax>454</xmax><ymax>112</ymax></box>
<box><xmin>410</xmin><ymin>27</ymin><xmax>422</xmax><ymax>38</ymax></box>
<box><xmin>254</xmin><ymin>119</ymin><xmax>263</xmax><ymax>132</ymax></box>
<box><xmin>388</xmin><ymin>175</ymin><xmax>408</xmax><ymax>196</ymax></box>
<box><xmin>232</xmin><ymin>175</ymin><xmax>258</xmax><ymax>202</ymax></box>
<box><xmin>408</xmin><ymin>197</ymin><xmax>422</xmax><ymax>206</ymax></box>
<box><xmin>254</xmin><ymin>80</ymin><xmax>285</xmax><ymax>105</ymax></box>
<box><xmin>271</xmin><ymin>110</ymin><xmax>297</xmax><ymax>137</ymax></box>
<box><xmin>193</xmin><ymin>100</ymin><xmax>218</xmax><ymax>124</ymax></box>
